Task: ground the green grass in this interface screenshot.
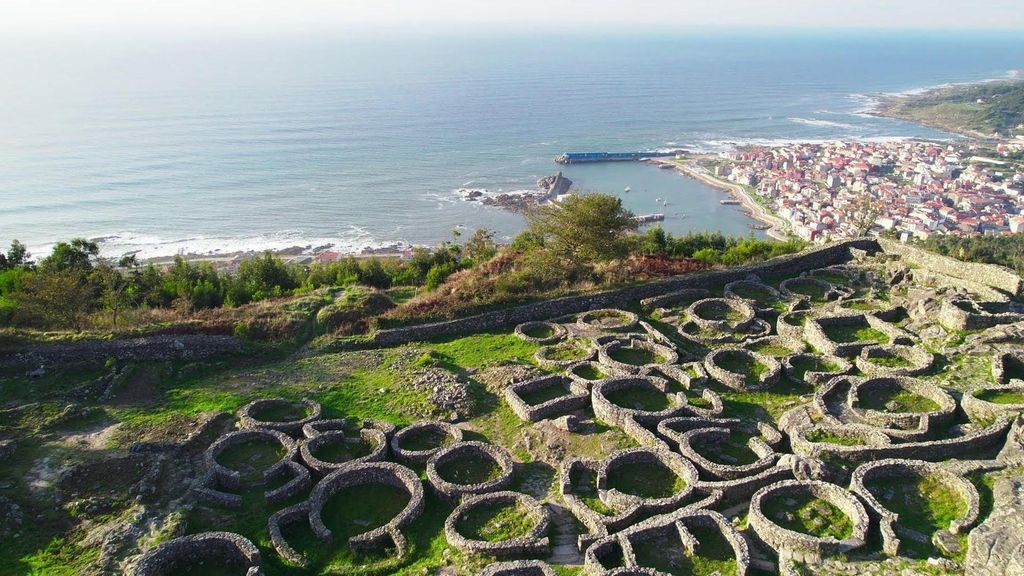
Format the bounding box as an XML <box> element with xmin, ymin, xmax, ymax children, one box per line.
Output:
<box><xmin>608</xmin><ymin>347</ymin><xmax>665</xmax><ymax>366</ymax></box>
<box><xmin>542</xmin><ymin>338</ymin><xmax>592</xmax><ymax>362</ymax></box>
<box><xmin>824</xmin><ymin>323</ymin><xmax>889</xmax><ymax>345</ymax></box>
<box><xmin>427</xmin><ymin>331</ymin><xmax>540</xmax><ymax>368</ymax></box>
<box><xmin>631</xmin><ymin>525</ymin><xmax>737</xmax><ymax>576</ymax></box>
<box><xmin>311</xmin><ymin>437</ymin><xmax>375</xmax><ymax>463</ymax></box>
<box><xmin>761</xmin><ymin>494</ymin><xmax>853</xmax><ymax>540</ymax></box>
<box><xmin>607</xmin><ymin>459</ymin><xmax>685</xmax><ymax>499</ymax></box>
<box><xmin>748</xmin><ymin>343</ymin><xmax>794</xmax><ymax>358</ymax></box>
<box><xmin>580</xmin><ymin>495</ymin><xmax>620</xmax><ymax>516</ymax></box>
<box><xmin>866</xmin><ymin>474</ymin><xmax>967</xmax><ymax>557</ymax></box>
<box><xmin>215</xmin><ymin>438</ymin><xmax>286</xmax><ymax>483</ymax></box>
<box><xmin>435</xmin><ymin>456</ymin><xmax>501</xmax><ymax>485</ymax></box>
<box><xmin>252</xmin><ymin>401</ymin><xmax>310</xmax><ymax>422</ymax></box>
<box><xmin>603</xmin><ymin>386</ymin><xmax>671</xmax><ymax>412</ymax></box>
<box><xmin>804</xmin><ymin>430</ymin><xmax>865</xmax><ymax>446</ymax></box>
<box><xmin>813</xmin><ymin>272</ymin><xmax>851</xmax><ymax>286</ymax></box>
<box><xmin>975</xmin><ymin>389</ymin><xmax>1024</xmax><ymax>404</ymax></box>
<box><xmin>865</xmin><ymin>353</ymin><xmax>913</xmax><ymax>368</ymax></box>
<box><xmin>845</xmin><ymin>300</ymin><xmax>882</xmax><ymax>311</ymax></box>
<box><xmin>571</xmin><ymin>363</ymin><xmax>606</xmax><ymax>381</ymax></box>
<box><xmin>731</xmin><ymin>284</ymin><xmax>780</xmax><ymax>307</ymax></box>
<box><xmin>455</xmin><ymin>501</ymin><xmax>538</xmax><ymax>542</ymax></box>
<box><xmin>399</xmin><ymin>429</ymin><xmax>454</xmax><ymax>452</ymax></box>
<box><xmin>716</xmin><ymin>353</ymin><xmax>770</xmax><ymax>386</ymax></box>
<box><xmin>519</xmin><ymin>382</ymin><xmax>571</xmax><ymax>406</ymax></box>
<box><xmin>698</xmin><ymin>302</ymin><xmax>746</xmax><ymax>322</ymax></box>
<box><xmin>788</xmin><ymin>356</ymin><xmax>841</xmax><ymax>381</ymax></box>
<box><xmin>522</xmin><ymin>324</ymin><xmax>556</xmax><ymax>339</ymax></box>
<box><xmin>860</xmin><ymin>384</ymin><xmax>940</xmax><ymax>413</ymax></box>
<box><xmin>787</xmin><ymin>281</ymin><xmax>829</xmax><ymax>302</ymax></box>
<box><xmin>692</xmin><ymin>431</ymin><xmax>760</xmax><ymax>465</ymax></box>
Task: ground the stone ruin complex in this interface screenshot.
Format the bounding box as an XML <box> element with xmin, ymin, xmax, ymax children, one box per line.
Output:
<box><xmin>127</xmin><ymin>241</ymin><xmax>1024</xmax><ymax>575</ymax></box>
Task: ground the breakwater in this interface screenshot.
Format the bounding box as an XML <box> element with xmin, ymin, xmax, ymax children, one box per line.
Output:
<box><xmin>555</xmin><ymin>151</ymin><xmax>684</xmax><ymax>164</ymax></box>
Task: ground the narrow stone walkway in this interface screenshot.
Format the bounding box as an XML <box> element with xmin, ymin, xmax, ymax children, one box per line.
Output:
<box><xmin>547</xmin><ymin>502</ymin><xmax>584</xmax><ymax>566</ymax></box>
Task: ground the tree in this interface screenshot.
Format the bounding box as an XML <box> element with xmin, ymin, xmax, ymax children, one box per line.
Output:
<box><xmin>640</xmin><ymin>227</ymin><xmax>668</xmax><ymax>256</ymax></box>
<box><xmin>39</xmin><ymin>238</ymin><xmax>99</xmax><ymax>274</ymax></box>
<box><xmin>95</xmin><ymin>264</ymin><xmax>130</xmax><ymax>331</ymax></box>
<box><xmin>17</xmin><ymin>271</ymin><xmax>95</xmax><ymax>330</ymax></box>
<box><xmin>849</xmin><ymin>190</ymin><xmax>882</xmax><ymax>237</ymax></box>
<box><xmin>526</xmin><ymin>193</ymin><xmax>638</xmax><ymax>262</ymax></box>
<box><xmin>237</xmin><ymin>251</ymin><xmax>296</xmax><ymax>299</ymax></box>
<box><xmin>0</xmin><ymin>240</ymin><xmax>30</xmax><ymax>271</ymax></box>
<box><xmin>463</xmin><ymin>228</ymin><xmax>497</xmax><ymax>263</ymax></box>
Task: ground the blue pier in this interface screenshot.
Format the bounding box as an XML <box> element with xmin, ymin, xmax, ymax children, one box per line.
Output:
<box><xmin>554</xmin><ymin>150</ymin><xmax>684</xmax><ymax>164</ymax></box>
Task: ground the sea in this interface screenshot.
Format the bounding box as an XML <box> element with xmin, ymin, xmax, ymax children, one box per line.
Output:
<box><xmin>0</xmin><ymin>31</ymin><xmax>1021</xmax><ymax>259</ymax></box>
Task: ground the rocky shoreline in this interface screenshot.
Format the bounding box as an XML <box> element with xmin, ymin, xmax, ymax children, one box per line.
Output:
<box><xmin>460</xmin><ymin>172</ymin><xmax>573</xmax><ymax>213</ymax></box>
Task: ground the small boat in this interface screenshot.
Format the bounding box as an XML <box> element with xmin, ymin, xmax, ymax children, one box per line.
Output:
<box><xmin>720</xmin><ymin>199</ymin><xmax>741</xmax><ymax>205</ymax></box>
<box><xmin>624</xmin><ymin>186</ymin><xmax>631</xmax><ymax>193</ymax></box>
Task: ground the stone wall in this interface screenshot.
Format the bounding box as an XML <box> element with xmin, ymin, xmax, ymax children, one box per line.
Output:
<box><xmin>358</xmin><ymin>239</ymin><xmax>878</xmax><ymax>348</ymax></box>
<box><xmin>2</xmin><ymin>334</ymin><xmax>242</xmax><ymax>369</ymax></box>
<box><xmin>131</xmin><ymin>531</ymin><xmax>263</xmax><ymax>576</ymax></box>
<box><xmin>878</xmin><ymin>238</ymin><xmax>1023</xmax><ymax>296</ymax></box>
<box><xmin>443</xmin><ymin>491</ymin><xmax>551</xmax><ymax>557</ymax></box>
<box><xmin>748</xmin><ymin>479</ymin><xmax>869</xmax><ymax>564</ymax></box>
<box><xmin>848</xmin><ymin>458</ymin><xmax>981</xmax><ymax>556</ymax></box>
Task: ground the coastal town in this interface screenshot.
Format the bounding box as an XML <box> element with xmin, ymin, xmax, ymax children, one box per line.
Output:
<box><xmin>688</xmin><ymin>137</ymin><xmax>1024</xmax><ymax>242</ymax></box>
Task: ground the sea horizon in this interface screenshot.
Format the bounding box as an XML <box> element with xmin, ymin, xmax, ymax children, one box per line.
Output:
<box><xmin>2</xmin><ymin>30</ymin><xmax>1022</xmax><ymax>260</ymax></box>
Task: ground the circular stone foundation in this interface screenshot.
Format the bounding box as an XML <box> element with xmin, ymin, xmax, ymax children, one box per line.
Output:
<box><xmin>776</xmin><ymin>310</ymin><xmax>811</xmax><ymax>340</ymax></box>
<box><xmin>238</xmin><ymin>398</ymin><xmax>322</xmax><ymax>435</ymax></box>
<box><xmin>427</xmin><ymin>441</ymin><xmax>515</xmax><ymax>502</ymax></box>
<box><xmin>724</xmin><ymin>279</ymin><xmax>788</xmax><ymax>311</ymax></box>
<box><xmin>535</xmin><ymin>338</ymin><xmax>596</xmax><ymax>368</ymax></box>
<box><xmin>847</xmin><ymin>376</ymin><xmax>956</xmax><ymax>431</ymax></box>
<box><xmin>390</xmin><ymin>421</ymin><xmax>464</xmax><ymax>465</ymax></box>
<box><xmin>514</xmin><ymin>321</ymin><xmax>566</xmax><ymax>345</ymax></box>
<box><xmin>577</xmin><ymin>309</ymin><xmax>639</xmax><ymax>332</ymax></box>
<box><xmin>206</xmin><ymin>429</ymin><xmax>298</xmax><ymax>489</ymax></box>
<box><xmin>597</xmin><ymin>339</ymin><xmax>678</xmax><ymax>374</ymax></box>
<box><xmin>687</xmin><ymin>298</ymin><xmax>756</xmax><ymax>332</ymax></box>
<box><xmin>307</xmin><ymin>461</ymin><xmax>425</xmax><ymax>552</ymax></box>
<box><xmin>300</xmin><ymin>428</ymin><xmax>388</xmax><ymax>473</ymax></box>
<box><xmin>749</xmin><ymin>479</ymin><xmax>869</xmax><ymax>562</ymax></box>
<box><xmin>132</xmin><ymin>531</ymin><xmax>263</xmax><ymax>576</ymax></box>
<box><xmin>703</xmin><ymin>348</ymin><xmax>782</xmax><ymax>391</ymax></box>
<box><xmin>962</xmin><ymin>382</ymin><xmax>1024</xmax><ymax>422</ymax></box>
<box><xmin>779</xmin><ymin>276</ymin><xmax>842</xmax><ymax>303</ymax></box>
<box><xmin>783</xmin><ymin>353</ymin><xmax>852</xmax><ymax>386</ymax></box>
<box><xmin>598</xmin><ymin>447</ymin><xmax>697</xmax><ymax>514</ymax></box>
<box><xmin>444</xmin><ymin>490</ymin><xmax>550</xmax><ymax>557</ymax></box>
<box><xmin>855</xmin><ymin>344</ymin><xmax>934</xmax><ymax>377</ymax></box>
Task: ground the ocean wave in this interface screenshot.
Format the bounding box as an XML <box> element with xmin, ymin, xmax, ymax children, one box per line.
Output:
<box><xmin>690</xmin><ymin>135</ymin><xmax>932</xmax><ymax>154</ymax></box>
<box><xmin>35</xmin><ymin>229</ymin><xmax>411</xmax><ymax>260</ymax></box>
<box><xmin>787</xmin><ymin>117</ymin><xmax>861</xmax><ymax>130</ymax></box>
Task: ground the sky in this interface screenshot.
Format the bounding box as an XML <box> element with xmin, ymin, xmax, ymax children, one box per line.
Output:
<box><xmin>2</xmin><ymin>0</ymin><xmax>1023</xmax><ymax>38</ymax></box>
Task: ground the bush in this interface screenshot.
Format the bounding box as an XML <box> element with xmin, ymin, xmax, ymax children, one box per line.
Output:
<box><xmin>425</xmin><ymin>262</ymin><xmax>457</xmax><ymax>291</ymax></box>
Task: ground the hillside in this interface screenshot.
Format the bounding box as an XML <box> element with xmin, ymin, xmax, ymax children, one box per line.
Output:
<box><xmin>2</xmin><ymin>240</ymin><xmax>1024</xmax><ymax>576</ymax></box>
<box><xmin>876</xmin><ymin>78</ymin><xmax>1024</xmax><ymax>138</ymax></box>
